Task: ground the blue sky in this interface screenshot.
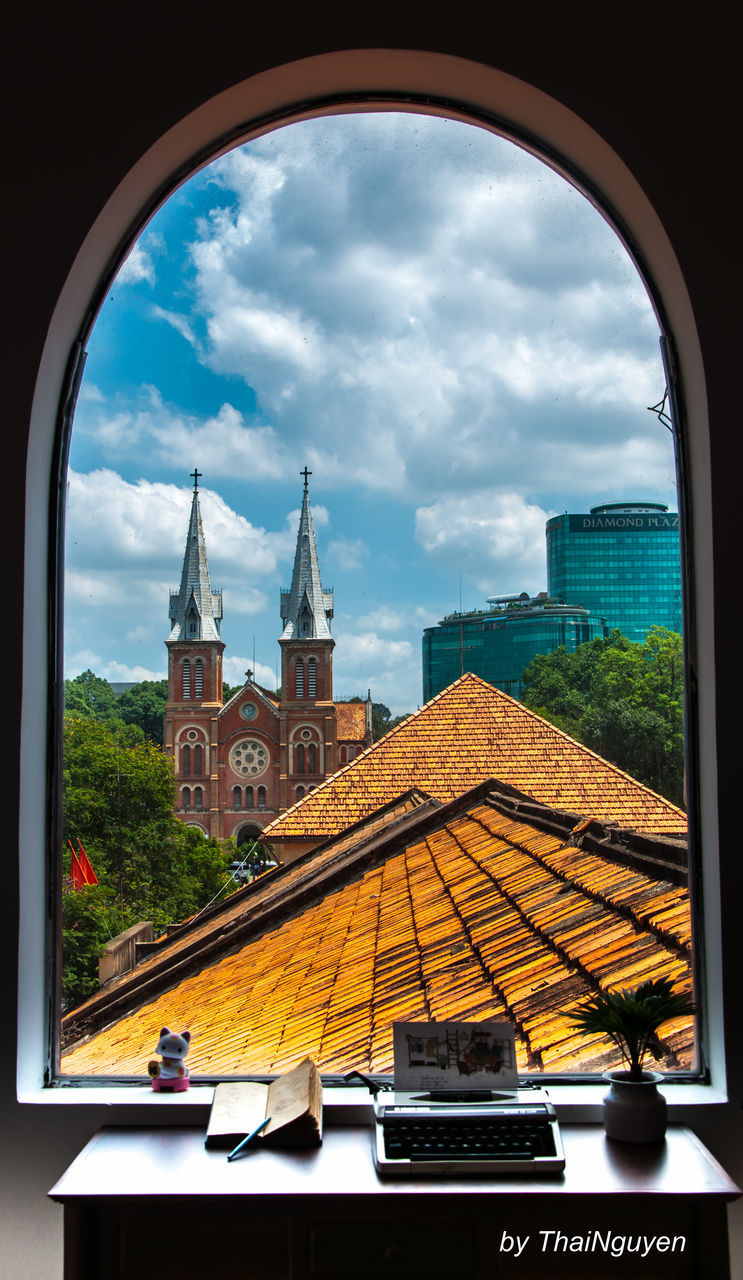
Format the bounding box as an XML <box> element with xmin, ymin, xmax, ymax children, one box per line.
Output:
<box><xmin>65</xmin><ymin>112</ymin><xmax>676</xmax><ymax>714</ymax></box>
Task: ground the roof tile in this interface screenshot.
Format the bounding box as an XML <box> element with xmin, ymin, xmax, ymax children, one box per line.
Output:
<box><xmin>62</xmin><ymin>787</ymin><xmax>693</xmax><ymax>1079</ymax></box>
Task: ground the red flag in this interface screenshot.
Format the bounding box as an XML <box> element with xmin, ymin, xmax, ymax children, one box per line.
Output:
<box><xmin>76</xmin><ymin>839</ymin><xmax>99</xmax><ymax>886</ymax></box>
<box><xmin>68</xmin><ymin>841</ymin><xmax>86</xmax><ymax>891</ymax></box>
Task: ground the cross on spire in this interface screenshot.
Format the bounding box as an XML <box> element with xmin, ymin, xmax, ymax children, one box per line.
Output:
<box><xmin>301</xmin><ymin>466</ymin><xmax>312</xmax><ymax>492</ymax></box>
<box><xmin>190</xmin><ymin>468</ymin><xmax>201</xmax><ymax>490</ymax></box>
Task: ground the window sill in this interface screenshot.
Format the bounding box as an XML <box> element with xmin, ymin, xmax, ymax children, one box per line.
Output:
<box><xmin>19</xmin><ymin>1080</ymin><xmax>729</xmax><ymax>1125</ymax></box>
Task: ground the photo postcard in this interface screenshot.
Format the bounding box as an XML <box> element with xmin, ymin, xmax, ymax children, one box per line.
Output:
<box><xmin>393</xmin><ymin>1020</ymin><xmax>518</xmax><ymax>1091</ymax></box>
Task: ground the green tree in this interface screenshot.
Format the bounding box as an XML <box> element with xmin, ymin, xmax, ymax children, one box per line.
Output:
<box><xmin>115</xmin><ymin>679</ymin><xmax>169</xmax><ymax>744</ymax></box>
<box><xmin>61</xmin><ymin>884</ymin><xmax>121</xmax><ymax>1010</ymax></box>
<box><xmin>62</xmin><ymin>717</ymin><xmax>233</xmax><ymax>1007</ymax></box>
<box><xmin>64</xmin><ymin>669</ymin><xmax>118</xmax><ymax>721</ymax></box>
<box><xmin>371</xmin><ymin>701</ymin><xmax>410</xmax><ymax>741</ymax></box>
<box><xmin>521</xmin><ymin>627</ymin><xmax>685</xmax><ymax>806</ymax></box>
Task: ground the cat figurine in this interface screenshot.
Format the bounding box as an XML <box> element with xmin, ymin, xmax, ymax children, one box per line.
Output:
<box><xmin>147</xmin><ymin>1027</ymin><xmax>191</xmax><ymax>1092</ymax></box>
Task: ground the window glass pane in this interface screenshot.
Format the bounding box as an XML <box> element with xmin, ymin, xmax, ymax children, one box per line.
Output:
<box><xmin>59</xmin><ymin>111</ymin><xmax>693</xmax><ymax>1080</ymax></box>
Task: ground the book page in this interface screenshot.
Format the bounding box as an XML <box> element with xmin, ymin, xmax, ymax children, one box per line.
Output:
<box><xmin>208</xmin><ymin>1081</ymin><xmax>268</xmax><ymax>1141</ymax></box>
<box><xmin>265</xmin><ymin>1057</ymin><xmax>317</xmax><ymax>1135</ymax></box>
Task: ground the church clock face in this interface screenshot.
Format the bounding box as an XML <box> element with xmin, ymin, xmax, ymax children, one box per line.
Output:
<box><xmin>230</xmin><ymin>739</ymin><xmax>269</xmax><ymax>778</ymax></box>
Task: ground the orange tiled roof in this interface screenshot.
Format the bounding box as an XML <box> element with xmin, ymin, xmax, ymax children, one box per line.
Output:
<box><xmin>265</xmin><ymin>674</ymin><xmax>686</xmax><ymax>841</ymax></box>
<box><xmin>335</xmin><ymin>700</ymin><xmax>367</xmax><ymax>741</ymax></box>
<box><xmin>61</xmin><ymin>785</ymin><xmax>692</xmax><ymax>1079</ymax></box>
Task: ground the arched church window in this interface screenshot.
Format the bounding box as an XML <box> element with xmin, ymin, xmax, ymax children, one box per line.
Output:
<box><xmin>194</xmin><ymin>744</ymin><xmax>203</xmax><ymax>775</ymax></box>
<box><xmin>194</xmin><ymin>786</ymin><xmax>203</xmax><ymax>810</ymax></box>
<box><xmin>340</xmin><ymin>745</ymin><xmax>347</xmax><ymax>764</ymax></box>
<box><xmin>194</xmin><ymin>659</ymin><xmax>203</xmax><ymax>698</ymax></box>
<box><xmin>296</xmin><ymin>786</ymin><xmax>305</xmax><ymax>801</ymax></box>
<box><xmin>181</xmin><ymin>745</ymin><xmax>191</xmax><ymax>775</ymax></box>
<box><xmin>295</xmin><ymin>743</ymin><xmax>305</xmax><ymax>774</ymax></box>
<box><xmin>295</xmin><ymin>658</ymin><xmax>305</xmax><ymax>698</ymax></box>
<box><xmin>307</xmin><ymin>742</ymin><xmax>317</xmax><ymax>774</ymax></box>
<box><xmin>233</xmin><ymin>786</ymin><xmax>242</xmax><ymax>810</ymax></box>
<box><xmin>245</xmin><ymin>786</ymin><xmax>254</xmax><ymax>809</ymax></box>
<box><xmin>182</xmin><ymin>786</ymin><xmax>191</xmax><ymax>811</ymax></box>
<box><xmin>307</xmin><ymin>658</ymin><xmax>317</xmax><ymax>699</ymax></box>
<box><xmin>257</xmin><ymin>786</ymin><xmax>266</xmax><ymax>809</ymax></box>
<box><xmin>182</xmin><ymin>660</ymin><xmax>191</xmax><ymax>699</ymax></box>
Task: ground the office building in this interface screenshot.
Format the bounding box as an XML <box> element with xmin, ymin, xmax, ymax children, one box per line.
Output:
<box><xmin>546</xmin><ymin>502</ymin><xmax>682</xmax><ymax>643</ymax></box>
<box><xmin>421</xmin><ymin>593</ymin><xmax>607</xmax><ymax>703</ymax></box>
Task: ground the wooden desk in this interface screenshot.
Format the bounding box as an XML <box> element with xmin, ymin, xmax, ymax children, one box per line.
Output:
<box><xmin>50</xmin><ymin>1125</ymin><xmax>739</xmax><ymax>1279</ymax></box>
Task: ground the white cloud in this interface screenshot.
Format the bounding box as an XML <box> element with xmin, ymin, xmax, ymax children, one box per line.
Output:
<box><xmin>333</xmin><ymin>630</ymin><xmax>419</xmax><ymax>715</ymax></box>
<box><xmin>152</xmin><ymin>306</ymin><xmax>199</xmax><ymax>349</ymax></box>
<box><xmin>117</xmin><ymin>243</ymin><xmax>155</xmax><ymax>286</ymax></box>
<box><xmin>327</xmin><ymin>537</ymin><xmax>368</xmax><ymax>571</ymax></box>
<box><xmin>223</xmin><ymin>656</ymin><xmax>278</xmax><ymax>691</ymax></box>
<box><xmin>74</xmin><ymin>390</ymin><xmax>289</xmax><ymax>483</ymax></box>
<box><xmin>415</xmin><ymin>491</ymin><xmax>554</xmax><ymax>594</ymax></box>
<box><xmin>64</xmin><ymin>650</ymin><xmax>165</xmax><ymax>683</ymax></box>
<box><xmin>174</xmin><ymin>114</ymin><xmax>667</xmax><ymax>505</ymax></box>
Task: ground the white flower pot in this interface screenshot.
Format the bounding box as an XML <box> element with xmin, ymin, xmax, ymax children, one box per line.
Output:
<box><xmin>602</xmin><ymin>1070</ymin><xmax>667</xmax><ymax>1142</ymax></box>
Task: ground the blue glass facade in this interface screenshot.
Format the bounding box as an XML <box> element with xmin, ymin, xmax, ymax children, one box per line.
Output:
<box><xmin>422</xmin><ymin>599</ymin><xmax>607</xmax><ymax>703</ymax></box>
<box><xmin>546</xmin><ymin>502</ymin><xmax>682</xmax><ymax>644</ymax></box>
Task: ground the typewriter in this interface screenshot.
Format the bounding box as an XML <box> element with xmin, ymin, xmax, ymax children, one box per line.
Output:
<box><xmin>373</xmin><ymin>1089</ymin><xmax>565</xmax><ymax>1177</ymax></box>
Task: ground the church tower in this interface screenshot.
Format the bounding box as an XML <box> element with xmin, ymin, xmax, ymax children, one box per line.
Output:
<box><xmin>164</xmin><ymin>470</ymin><xmax>225</xmax><ymax>838</ymax></box>
<box><xmin>278</xmin><ymin>468</ymin><xmax>337</xmax><ymax>811</ymax></box>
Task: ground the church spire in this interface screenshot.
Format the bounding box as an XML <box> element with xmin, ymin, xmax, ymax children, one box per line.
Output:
<box><xmin>168</xmin><ymin>472</ymin><xmax>223</xmax><ymax>642</ymax></box>
<box><xmin>280</xmin><ymin>469</ymin><xmax>333</xmax><ymax>640</ymax></box>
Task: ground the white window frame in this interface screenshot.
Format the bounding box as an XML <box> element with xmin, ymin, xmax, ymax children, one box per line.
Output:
<box><xmin>18</xmin><ymin>49</ymin><xmax>723</xmax><ymax>1115</ymax></box>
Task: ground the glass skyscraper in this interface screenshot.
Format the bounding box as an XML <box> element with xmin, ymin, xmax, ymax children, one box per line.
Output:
<box><xmin>546</xmin><ymin>502</ymin><xmax>682</xmax><ymax>644</ymax></box>
<box><xmin>422</xmin><ymin>594</ymin><xmax>607</xmax><ymax>703</ymax></box>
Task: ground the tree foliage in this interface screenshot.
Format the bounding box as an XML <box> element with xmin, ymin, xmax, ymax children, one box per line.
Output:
<box><xmin>64</xmin><ymin>669</ymin><xmax>119</xmax><ymax>722</ymax></box>
<box><xmin>62</xmin><ymin>716</ymin><xmax>234</xmax><ymax>1009</ymax></box>
<box><xmin>115</xmin><ymin>679</ymin><xmax>169</xmax><ymax>744</ymax></box>
<box><xmin>521</xmin><ymin>627</ymin><xmax>685</xmax><ymax>806</ymax></box>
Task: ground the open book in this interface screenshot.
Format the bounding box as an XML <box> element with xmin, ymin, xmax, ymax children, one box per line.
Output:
<box><xmin>205</xmin><ymin>1056</ymin><xmax>322</xmax><ymax>1149</ymax></box>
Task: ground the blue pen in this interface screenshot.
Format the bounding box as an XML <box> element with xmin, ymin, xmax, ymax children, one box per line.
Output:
<box><xmin>227</xmin><ymin>1116</ymin><xmax>271</xmax><ymax>1161</ymax></box>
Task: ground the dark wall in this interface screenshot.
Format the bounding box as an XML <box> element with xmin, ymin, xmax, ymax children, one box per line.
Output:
<box><xmin>4</xmin><ymin>6</ymin><xmax>740</xmax><ymax>1274</ymax></box>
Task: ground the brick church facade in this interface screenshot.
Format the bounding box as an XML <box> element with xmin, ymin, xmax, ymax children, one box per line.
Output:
<box><xmin>163</xmin><ymin>472</ymin><xmax>372</xmax><ymax>845</ymax></box>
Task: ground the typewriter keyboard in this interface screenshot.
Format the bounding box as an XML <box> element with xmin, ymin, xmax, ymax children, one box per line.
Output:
<box><xmin>383</xmin><ymin>1114</ymin><xmax>558</xmax><ymax>1161</ymax></box>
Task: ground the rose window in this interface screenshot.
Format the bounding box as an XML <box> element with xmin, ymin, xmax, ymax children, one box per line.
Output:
<box><xmin>230</xmin><ymin>739</ymin><xmax>269</xmax><ymax>779</ymax></box>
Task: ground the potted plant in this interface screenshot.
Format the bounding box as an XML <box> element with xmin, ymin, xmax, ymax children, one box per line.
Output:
<box><xmin>567</xmin><ymin>976</ymin><xmax>695</xmax><ymax>1142</ymax></box>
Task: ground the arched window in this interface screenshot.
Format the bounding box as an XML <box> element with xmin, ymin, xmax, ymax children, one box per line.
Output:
<box><xmin>233</xmin><ymin>786</ymin><xmax>242</xmax><ymax>810</ymax></box>
<box><xmin>307</xmin><ymin>742</ymin><xmax>317</xmax><ymax>774</ymax></box>
<box><xmin>43</xmin><ymin>61</ymin><xmax>712</xmax><ymax>1092</ymax></box>
<box><xmin>340</xmin><ymin>745</ymin><xmax>347</xmax><ymax>764</ymax></box>
<box><xmin>295</xmin><ymin>743</ymin><xmax>305</xmax><ymax>774</ymax></box>
<box><xmin>194</xmin><ymin>659</ymin><xmax>203</xmax><ymax>698</ymax></box>
<box><xmin>296</xmin><ymin>785</ymin><xmax>305</xmax><ymax>801</ymax></box>
<box><xmin>295</xmin><ymin>658</ymin><xmax>305</xmax><ymax>698</ymax></box>
<box><xmin>193</xmin><ymin>745</ymin><xmax>203</xmax><ymax>775</ymax></box>
<box><xmin>257</xmin><ymin>786</ymin><xmax>266</xmax><ymax>809</ymax></box>
<box><xmin>182</xmin><ymin>660</ymin><xmax>191</xmax><ymax>699</ymax></box>
<box><xmin>193</xmin><ymin>786</ymin><xmax>203</xmax><ymax>810</ymax></box>
<box><xmin>181</xmin><ymin>744</ymin><xmax>191</xmax><ymax>776</ymax></box>
<box><xmin>307</xmin><ymin>657</ymin><xmax>317</xmax><ymax>699</ymax></box>
<box><xmin>182</xmin><ymin>786</ymin><xmax>191</xmax><ymax>811</ymax></box>
<box><xmin>245</xmin><ymin>786</ymin><xmax>254</xmax><ymax>809</ymax></box>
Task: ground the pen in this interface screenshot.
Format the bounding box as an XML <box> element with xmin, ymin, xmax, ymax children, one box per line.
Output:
<box><xmin>227</xmin><ymin>1116</ymin><xmax>272</xmax><ymax>1161</ymax></box>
